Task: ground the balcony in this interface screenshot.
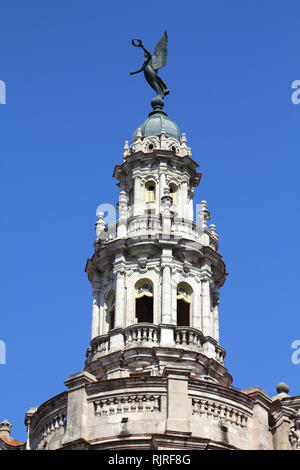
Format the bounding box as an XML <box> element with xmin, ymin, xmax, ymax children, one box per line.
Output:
<box><xmin>95</xmin><ymin>215</ymin><xmax>218</xmax><ymax>250</ymax></box>
<box><xmin>86</xmin><ymin>324</ymin><xmax>225</xmax><ymax>366</ymax></box>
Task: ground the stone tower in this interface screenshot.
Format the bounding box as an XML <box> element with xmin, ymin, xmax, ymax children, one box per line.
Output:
<box><xmin>24</xmin><ymin>66</ymin><xmax>300</xmax><ymax>453</ymax></box>
<box><xmin>85</xmin><ymin>98</ymin><xmax>229</xmax><ymax>388</ymax></box>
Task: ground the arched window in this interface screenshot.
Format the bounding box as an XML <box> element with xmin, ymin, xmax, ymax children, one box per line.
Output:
<box><xmin>129</xmin><ymin>188</ymin><xmax>134</xmax><ymax>206</ymax></box>
<box><xmin>106</xmin><ymin>291</ymin><xmax>115</xmax><ymax>331</ymax></box>
<box><xmin>169</xmin><ymin>183</ymin><xmax>178</xmax><ymax>205</ymax></box>
<box><xmin>145</xmin><ymin>181</ymin><xmax>156</xmax><ymax>203</ymax></box>
<box><xmin>177</xmin><ymin>283</ymin><xmax>192</xmax><ymax>327</ymax></box>
<box><xmin>135</xmin><ymin>279</ymin><xmax>154</xmax><ymax>323</ymax></box>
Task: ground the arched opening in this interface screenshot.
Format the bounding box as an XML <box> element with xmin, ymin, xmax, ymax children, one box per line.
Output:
<box><xmin>169</xmin><ymin>183</ymin><xmax>178</xmax><ymax>205</ymax></box>
<box><xmin>177</xmin><ymin>283</ymin><xmax>192</xmax><ymax>326</ymax></box>
<box><xmin>106</xmin><ymin>291</ymin><xmax>115</xmax><ymax>331</ymax></box>
<box><xmin>145</xmin><ymin>181</ymin><xmax>156</xmax><ymax>203</ymax></box>
<box><xmin>135</xmin><ymin>279</ymin><xmax>153</xmax><ymax>323</ymax></box>
<box><xmin>129</xmin><ymin>188</ymin><xmax>134</xmax><ymax>206</ymax></box>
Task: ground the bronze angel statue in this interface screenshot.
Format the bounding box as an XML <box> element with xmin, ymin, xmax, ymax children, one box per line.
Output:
<box><xmin>130</xmin><ymin>31</ymin><xmax>169</xmax><ymax>99</ymax></box>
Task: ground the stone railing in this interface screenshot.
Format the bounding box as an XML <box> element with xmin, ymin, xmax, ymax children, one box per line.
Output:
<box><xmin>103</xmin><ymin>222</ymin><xmax>119</xmax><ymax>242</ymax></box>
<box><xmin>34</xmin><ymin>410</ymin><xmax>67</xmax><ymax>441</ymax></box>
<box><xmin>172</xmin><ymin>218</ymin><xmax>203</xmax><ymax>241</ymax></box>
<box><xmin>86</xmin><ymin>325</ymin><xmax>226</xmax><ymax>366</ymax></box>
<box><xmin>174</xmin><ymin>326</ymin><xmax>203</xmax><ymax>350</ymax></box>
<box><xmin>191</xmin><ymin>397</ymin><xmax>249</xmax><ymax>428</ymax></box>
<box><xmin>29</xmin><ymin>394</ymin><xmax>68</xmax><ymax>449</ymax></box>
<box><xmin>96</xmin><ymin>215</ymin><xmax>217</xmax><ymax>249</ymax></box>
<box><xmin>215</xmin><ymin>345</ymin><xmax>226</xmax><ymax>364</ymax></box>
<box><xmin>94</xmin><ymin>394</ymin><xmax>160</xmax><ymax>416</ymax></box>
<box><xmin>125</xmin><ymin>323</ymin><xmax>160</xmax><ymax>346</ymax></box>
<box><xmin>127</xmin><ymin>215</ymin><xmax>161</xmax><ymax>238</ymax></box>
<box><xmin>89</xmin><ymin>334</ymin><xmax>110</xmax><ymax>356</ymax></box>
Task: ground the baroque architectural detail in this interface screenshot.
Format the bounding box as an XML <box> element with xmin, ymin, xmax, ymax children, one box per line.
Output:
<box><xmin>22</xmin><ymin>44</ymin><xmax>299</xmax><ymax>451</ymax></box>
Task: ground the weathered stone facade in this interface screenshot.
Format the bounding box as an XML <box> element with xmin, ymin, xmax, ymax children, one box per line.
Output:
<box><xmin>24</xmin><ymin>102</ymin><xmax>299</xmax><ymax>451</ymax></box>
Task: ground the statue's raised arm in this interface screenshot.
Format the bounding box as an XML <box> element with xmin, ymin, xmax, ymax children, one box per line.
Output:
<box><xmin>130</xmin><ymin>31</ymin><xmax>169</xmax><ymax>101</ymax></box>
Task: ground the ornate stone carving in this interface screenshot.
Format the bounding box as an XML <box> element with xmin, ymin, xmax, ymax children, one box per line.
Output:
<box><xmin>289</xmin><ymin>410</ymin><xmax>300</xmax><ymax>449</ymax></box>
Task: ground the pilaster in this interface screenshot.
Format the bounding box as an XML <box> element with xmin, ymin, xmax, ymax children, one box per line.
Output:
<box><xmin>62</xmin><ymin>371</ymin><xmax>97</xmax><ymax>446</ymax></box>
<box><xmin>164</xmin><ymin>367</ymin><xmax>192</xmax><ymax>435</ymax></box>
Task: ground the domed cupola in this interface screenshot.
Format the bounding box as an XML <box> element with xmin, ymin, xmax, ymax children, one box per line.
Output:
<box><xmin>132</xmin><ymin>96</ymin><xmax>180</xmax><ymax>143</ymax></box>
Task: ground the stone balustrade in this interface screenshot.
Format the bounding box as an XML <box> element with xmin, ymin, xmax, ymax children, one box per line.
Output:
<box><xmin>96</xmin><ymin>215</ymin><xmax>218</xmax><ymax>249</ymax></box>
<box><xmin>103</xmin><ymin>222</ymin><xmax>119</xmax><ymax>242</ymax></box>
<box><xmin>215</xmin><ymin>345</ymin><xmax>225</xmax><ymax>364</ymax></box>
<box><xmin>125</xmin><ymin>323</ymin><xmax>160</xmax><ymax>346</ymax></box>
<box><xmin>37</xmin><ymin>411</ymin><xmax>66</xmax><ymax>440</ymax></box>
<box><xmin>127</xmin><ymin>215</ymin><xmax>162</xmax><ymax>238</ymax></box>
<box><xmin>191</xmin><ymin>398</ymin><xmax>249</xmax><ymax>428</ymax></box>
<box><xmin>31</xmin><ymin>406</ymin><xmax>67</xmax><ymax>449</ymax></box>
<box><xmin>94</xmin><ymin>394</ymin><xmax>160</xmax><ymax>416</ymax></box>
<box><xmin>174</xmin><ymin>326</ymin><xmax>203</xmax><ymax>350</ymax></box>
<box><xmin>89</xmin><ymin>334</ymin><xmax>109</xmax><ymax>356</ymax></box>
<box><xmin>172</xmin><ymin>218</ymin><xmax>203</xmax><ymax>241</ymax></box>
<box><xmin>86</xmin><ymin>325</ymin><xmax>226</xmax><ymax>367</ymax></box>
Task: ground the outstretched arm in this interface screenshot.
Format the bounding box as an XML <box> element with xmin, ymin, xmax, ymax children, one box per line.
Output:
<box><xmin>130</xmin><ymin>67</ymin><xmax>144</xmax><ymax>75</ymax></box>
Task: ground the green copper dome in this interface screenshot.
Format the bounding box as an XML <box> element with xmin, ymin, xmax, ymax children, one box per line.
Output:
<box><xmin>132</xmin><ymin>97</ymin><xmax>180</xmax><ymax>143</ymax></box>
<box><xmin>132</xmin><ymin>112</ymin><xmax>180</xmax><ymax>143</ymax></box>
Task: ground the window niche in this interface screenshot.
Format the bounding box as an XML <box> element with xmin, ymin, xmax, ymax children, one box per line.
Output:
<box><xmin>169</xmin><ymin>183</ymin><xmax>178</xmax><ymax>205</ymax></box>
<box><xmin>106</xmin><ymin>291</ymin><xmax>115</xmax><ymax>331</ymax></box>
<box><xmin>177</xmin><ymin>283</ymin><xmax>192</xmax><ymax>327</ymax></box>
<box><xmin>145</xmin><ymin>181</ymin><xmax>156</xmax><ymax>203</ymax></box>
<box><xmin>135</xmin><ymin>279</ymin><xmax>154</xmax><ymax>323</ymax></box>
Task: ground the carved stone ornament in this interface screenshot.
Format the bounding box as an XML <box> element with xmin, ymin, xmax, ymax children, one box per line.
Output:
<box><xmin>289</xmin><ymin>410</ymin><xmax>300</xmax><ymax>449</ymax></box>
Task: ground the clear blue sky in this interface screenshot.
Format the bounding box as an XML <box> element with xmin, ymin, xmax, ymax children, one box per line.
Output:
<box><xmin>0</xmin><ymin>0</ymin><xmax>299</xmax><ymax>442</ymax></box>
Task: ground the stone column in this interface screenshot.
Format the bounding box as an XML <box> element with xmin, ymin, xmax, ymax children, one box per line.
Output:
<box><xmin>110</xmin><ymin>268</ymin><xmax>125</xmax><ymax>351</ymax></box>
<box><xmin>133</xmin><ymin>174</ymin><xmax>143</xmax><ymax>217</ymax></box>
<box><xmin>91</xmin><ymin>286</ymin><xmax>100</xmax><ymax>340</ymax></box>
<box><xmin>24</xmin><ymin>409</ymin><xmax>37</xmax><ymax>450</ymax></box>
<box><xmin>159</xmin><ymin>172</ymin><xmax>166</xmax><ymax>210</ymax></box>
<box><xmin>117</xmin><ymin>184</ymin><xmax>128</xmax><ymax>238</ymax></box>
<box><xmin>201</xmin><ymin>273</ymin><xmax>217</xmax><ymax>358</ymax></box>
<box><xmin>160</xmin><ymin>247</ymin><xmax>174</xmax><ymax>346</ymax></box>
<box><xmin>161</xmin><ymin>187</ymin><xmax>172</xmax><ymax>234</ymax></box>
<box><xmin>212</xmin><ymin>287</ymin><xmax>220</xmax><ymax>342</ymax></box>
<box><xmin>188</xmin><ymin>187</ymin><xmax>194</xmax><ymax>220</ymax></box>
<box><xmin>114</xmin><ymin>269</ymin><xmax>125</xmax><ymax>328</ymax></box>
<box><xmin>99</xmin><ymin>291</ymin><xmax>105</xmax><ymax>335</ymax></box>
<box><xmin>201</xmin><ymin>276</ymin><xmax>211</xmax><ymax>337</ymax></box>
<box><xmin>192</xmin><ymin>281</ymin><xmax>202</xmax><ymax>330</ymax></box>
<box><xmin>181</xmin><ymin>179</ymin><xmax>189</xmax><ymax>219</ymax></box>
<box><xmin>161</xmin><ymin>265</ymin><xmax>172</xmax><ymax>324</ymax></box>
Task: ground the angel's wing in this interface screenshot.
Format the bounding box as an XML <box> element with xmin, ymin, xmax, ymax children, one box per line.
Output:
<box><xmin>151</xmin><ymin>31</ymin><xmax>168</xmax><ymax>71</ymax></box>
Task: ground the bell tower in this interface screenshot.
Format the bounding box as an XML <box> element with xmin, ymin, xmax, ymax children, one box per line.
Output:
<box><xmin>84</xmin><ymin>94</ymin><xmax>230</xmax><ymax>386</ymax></box>
<box><xmin>25</xmin><ymin>34</ymin><xmax>300</xmax><ymax>452</ymax></box>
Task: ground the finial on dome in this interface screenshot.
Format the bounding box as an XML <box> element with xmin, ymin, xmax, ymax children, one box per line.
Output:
<box><xmin>149</xmin><ymin>96</ymin><xmax>168</xmax><ymax>117</ymax></box>
<box><xmin>276</xmin><ymin>382</ymin><xmax>290</xmax><ymax>395</ymax></box>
